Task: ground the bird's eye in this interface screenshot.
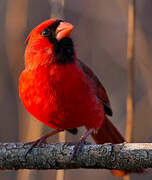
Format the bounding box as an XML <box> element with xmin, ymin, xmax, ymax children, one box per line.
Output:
<box><xmin>41</xmin><ymin>28</ymin><xmax>51</xmax><ymax>37</ymax></box>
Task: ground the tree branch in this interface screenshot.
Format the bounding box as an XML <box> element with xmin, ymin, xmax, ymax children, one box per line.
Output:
<box><xmin>0</xmin><ymin>142</ymin><xmax>152</xmax><ymax>170</ymax></box>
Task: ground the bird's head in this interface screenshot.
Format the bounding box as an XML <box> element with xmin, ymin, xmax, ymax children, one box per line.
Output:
<box><xmin>25</xmin><ymin>19</ymin><xmax>75</xmax><ymax>69</ymax></box>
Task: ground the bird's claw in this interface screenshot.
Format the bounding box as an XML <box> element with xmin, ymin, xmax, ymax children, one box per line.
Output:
<box><xmin>25</xmin><ymin>136</ymin><xmax>47</xmax><ymax>159</ymax></box>
<box><xmin>68</xmin><ymin>141</ymin><xmax>91</xmax><ymax>159</ymax></box>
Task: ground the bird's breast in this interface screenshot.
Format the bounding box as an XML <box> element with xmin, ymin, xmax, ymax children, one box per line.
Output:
<box><xmin>19</xmin><ymin>63</ymin><xmax>104</xmax><ymax>129</ymax></box>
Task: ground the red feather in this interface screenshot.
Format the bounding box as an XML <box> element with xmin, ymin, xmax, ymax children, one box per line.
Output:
<box><xmin>19</xmin><ymin>19</ymin><xmax>144</xmax><ymax>177</ymax></box>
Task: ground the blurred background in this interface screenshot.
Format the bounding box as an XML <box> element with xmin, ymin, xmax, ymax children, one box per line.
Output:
<box><xmin>0</xmin><ymin>0</ymin><xmax>152</xmax><ymax>180</ymax></box>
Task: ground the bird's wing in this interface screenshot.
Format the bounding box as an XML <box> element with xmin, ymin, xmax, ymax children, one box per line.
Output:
<box><xmin>78</xmin><ymin>59</ymin><xmax>112</xmax><ymax>116</ymax></box>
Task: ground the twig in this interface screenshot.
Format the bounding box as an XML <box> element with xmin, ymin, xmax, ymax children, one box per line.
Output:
<box><xmin>125</xmin><ymin>1</ymin><xmax>136</xmax><ymax>179</ymax></box>
<box><xmin>0</xmin><ymin>142</ymin><xmax>152</xmax><ymax>170</ymax></box>
<box><xmin>126</xmin><ymin>0</ymin><xmax>136</xmax><ymax>143</ymax></box>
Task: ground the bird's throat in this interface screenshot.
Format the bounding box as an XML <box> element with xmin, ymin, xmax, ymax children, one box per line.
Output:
<box><xmin>53</xmin><ymin>37</ymin><xmax>75</xmax><ymax>64</ymax></box>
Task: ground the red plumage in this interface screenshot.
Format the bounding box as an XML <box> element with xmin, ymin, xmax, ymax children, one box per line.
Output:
<box><xmin>19</xmin><ymin>19</ymin><xmax>144</xmax><ymax>177</ymax></box>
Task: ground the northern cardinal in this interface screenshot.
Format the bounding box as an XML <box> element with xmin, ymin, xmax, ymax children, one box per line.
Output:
<box><xmin>19</xmin><ymin>19</ymin><xmax>143</xmax><ymax>177</ymax></box>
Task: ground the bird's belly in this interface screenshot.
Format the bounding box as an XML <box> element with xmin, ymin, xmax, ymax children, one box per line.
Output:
<box><xmin>19</xmin><ymin>65</ymin><xmax>104</xmax><ymax>130</ymax></box>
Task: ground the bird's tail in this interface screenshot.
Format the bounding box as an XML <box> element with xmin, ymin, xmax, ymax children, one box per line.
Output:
<box><xmin>91</xmin><ymin>117</ymin><xmax>145</xmax><ymax>177</ymax></box>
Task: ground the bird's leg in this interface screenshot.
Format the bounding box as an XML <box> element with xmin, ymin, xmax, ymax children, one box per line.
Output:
<box><xmin>72</xmin><ymin>128</ymin><xmax>94</xmax><ymax>157</ymax></box>
<box><xmin>25</xmin><ymin>129</ymin><xmax>63</xmax><ymax>158</ymax></box>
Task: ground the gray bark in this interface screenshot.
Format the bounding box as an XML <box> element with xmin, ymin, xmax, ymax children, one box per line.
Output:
<box><xmin>0</xmin><ymin>142</ymin><xmax>152</xmax><ymax>170</ymax></box>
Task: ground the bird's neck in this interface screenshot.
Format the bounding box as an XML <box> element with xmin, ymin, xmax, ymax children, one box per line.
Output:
<box><xmin>53</xmin><ymin>37</ymin><xmax>75</xmax><ymax>64</ymax></box>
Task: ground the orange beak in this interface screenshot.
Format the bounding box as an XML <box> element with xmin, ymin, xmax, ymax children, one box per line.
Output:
<box><xmin>56</xmin><ymin>22</ymin><xmax>74</xmax><ymax>41</ymax></box>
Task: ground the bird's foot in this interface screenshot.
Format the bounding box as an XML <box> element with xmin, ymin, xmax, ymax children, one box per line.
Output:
<box><xmin>71</xmin><ymin>128</ymin><xmax>94</xmax><ymax>159</ymax></box>
<box><xmin>25</xmin><ymin>129</ymin><xmax>62</xmax><ymax>159</ymax></box>
<box><xmin>25</xmin><ymin>136</ymin><xmax>48</xmax><ymax>159</ymax></box>
<box><xmin>72</xmin><ymin>140</ymin><xmax>85</xmax><ymax>157</ymax></box>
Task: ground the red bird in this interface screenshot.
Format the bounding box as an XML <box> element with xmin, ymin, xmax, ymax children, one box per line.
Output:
<box><xmin>19</xmin><ymin>19</ymin><xmax>142</xmax><ymax>177</ymax></box>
